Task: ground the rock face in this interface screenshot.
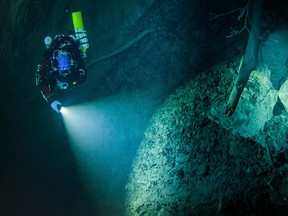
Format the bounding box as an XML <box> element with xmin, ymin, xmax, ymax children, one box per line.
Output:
<box><xmin>125</xmin><ymin>60</ymin><xmax>288</xmax><ymax>215</ymax></box>
<box><xmin>261</xmin><ymin>30</ymin><xmax>288</xmax><ymax>89</ymax></box>
<box><xmin>209</xmin><ymin>65</ymin><xmax>278</xmax><ymax>139</ymax></box>
<box><xmin>279</xmin><ymin>80</ymin><xmax>288</xmax><ymax>111</ymax></box>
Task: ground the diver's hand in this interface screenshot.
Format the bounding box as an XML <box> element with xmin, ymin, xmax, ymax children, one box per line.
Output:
<box><xmin>60</xmin><ymin>82</ymin><xmax>68</xmax><ymax>89</ymax></box>
<box><xmin>57</xmin><ymin>80</ymin><xmax>69</xmax><ymax>89</ymax></box>
<box><xmin>50</xmin><ymin>100</ymin><xmax>62</xmax><ymax>113</ymax></box>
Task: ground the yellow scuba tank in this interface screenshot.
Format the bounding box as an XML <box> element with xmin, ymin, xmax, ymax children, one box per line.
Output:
<box><xmin>72</xmin><ymin>11</ymin><xmax>89</xmax><ymax>58</ymax></box>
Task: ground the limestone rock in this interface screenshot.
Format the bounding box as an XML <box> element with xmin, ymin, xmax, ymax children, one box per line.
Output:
<box><xmin>125</xmin><ymin>60</ymin><xmax>288</xmax><ymax>215</ymax></box>
<box><xmin>279</xmin><ymin>79</ymin><xmax>288</xmax><ymax>111</ymax></box>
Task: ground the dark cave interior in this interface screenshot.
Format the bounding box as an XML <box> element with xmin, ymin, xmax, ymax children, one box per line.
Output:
<box><xmin>1</xmin><ymin>0</ymin><xmax>288</xmax><ymax>215</ymax></box>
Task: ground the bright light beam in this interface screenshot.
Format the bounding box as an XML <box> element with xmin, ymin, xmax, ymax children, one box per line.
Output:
<box><xmin>61</xmin><ymin>101</ymin><xmax>114</xmax><ymax>203</ymax></box>
<box><xmin>60</xmin><ymin>91</ymin><xmax>150</xmax><ymax>209</ymax></box>
<box><xmin>61</xmin><ymin>102</ymin><xmax>112</xmax><ymax>151</ymax></box>
<box><xmin>60</xmin><ymin>106</ymin><xmax>66</xmax><ymax>114</ymax></box>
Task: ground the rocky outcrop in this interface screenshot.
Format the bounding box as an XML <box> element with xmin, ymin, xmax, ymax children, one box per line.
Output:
<box><xmin>125</xmin><ymin>59</ymin><xmax>288</xmax><ymax>215</ymax></box>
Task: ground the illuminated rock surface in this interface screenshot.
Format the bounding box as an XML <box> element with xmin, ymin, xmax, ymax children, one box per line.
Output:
<box><xmin>126</xmin><ymin>61</ymin><xmax>288</xmax><ymax>215</ymax></box>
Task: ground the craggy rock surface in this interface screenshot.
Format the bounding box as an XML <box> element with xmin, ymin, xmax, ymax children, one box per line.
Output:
<box><xmin>125</xmin><ymin>60</ymin><xmax>288</xmax><ymax>215</ymax></box>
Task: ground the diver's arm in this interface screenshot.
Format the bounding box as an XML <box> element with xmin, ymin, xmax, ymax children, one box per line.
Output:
<box><xmin>38</xmin><ymin>57</ymin><xmax>61</xmax><ymax>113</ymax></box>
<box><xmin>38</xmin><ymin>57</ymin><xmax>55</xmax><ymax>102</ymax></box>
<box><xmin>40</xmin><ymin>83</ymin><xmax>61</xmax><ymax>113</ymax></box>
<box><xmin>40</xmin><ymin>82</ymin><xmax>53</xmax><ymax>103</ymax></box>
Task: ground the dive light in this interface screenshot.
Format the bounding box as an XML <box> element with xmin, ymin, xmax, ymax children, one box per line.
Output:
<box><xmin>58</xmin><ymin>104</ymin><xmax>63</xmax><ymax>113</ymax></box>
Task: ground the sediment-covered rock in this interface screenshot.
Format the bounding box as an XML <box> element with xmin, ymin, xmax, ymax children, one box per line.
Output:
<box><xmin>125</xmin><ymin>60</ymin><xmax>288</xmax><ymax>215</ymax></box>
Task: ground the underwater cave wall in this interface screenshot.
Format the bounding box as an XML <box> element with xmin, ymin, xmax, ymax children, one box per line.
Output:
<box><xmin>125</xmin><ymin>59</ymin><xmax>288</xmax><ymax>215</ymax></box>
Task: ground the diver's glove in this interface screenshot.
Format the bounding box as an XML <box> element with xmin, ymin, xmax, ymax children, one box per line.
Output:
<box><xmin>50</xmin><ymin>100</ymin><xmax>62</xmax><ymax>113</ymax></box>
<box><xmin>57</xmin><ymin>80</ymin><xmax>69</xmax><ymax>89</ymax></box>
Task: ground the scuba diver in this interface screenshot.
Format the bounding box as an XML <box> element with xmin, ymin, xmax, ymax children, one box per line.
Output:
<box><xmin>35</xmin><ymin>34</ymin><xmax>87</xmax><ymax>113</ymax></box>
